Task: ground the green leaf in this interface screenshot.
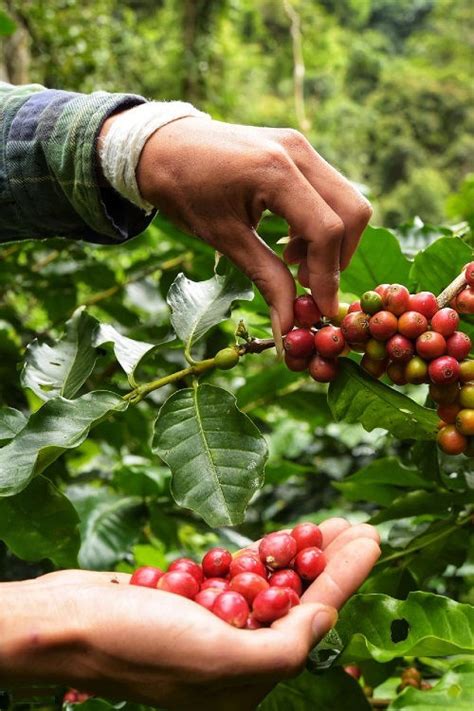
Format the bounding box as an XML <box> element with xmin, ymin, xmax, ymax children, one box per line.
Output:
<box><xmin>0</xmin><ymin>476</ymin><xmax>80</xmax><ymax>567</ymax></box>
<box><xmin>389</xmin><ymin>663</ymin><xmax>474</xmax><ymax>709</ymax></box>
<box><xmin>0</xmin><ymin>391</ymin><xmax>127</xmax><ymax>497</ymax></box>
<box><xmin>0</xmin><ymin>407</ymin><xmax>27</xmax><ymax>441</ymax></box>
<box><xmin>259</xmin><ymin>668</ymin><xmax>370</xmax><ymax>711</ymax></box>
<box><xmin>68</xmin><ymin>485</ymin><xmax>144</xmax><ymax>570</ymax></box>
<box><xmin>21</xmin><ymin>308</ymin><xmax>97</xmax><ymax>400</ymax></box>
<box><xmin>328</xmin><ymin>360</ymin><xmax>438</xmax><ymax>440</ymax></box>
<box><xmin>237</xmin><ymin>363</ymin><xmax>302</xmax><ymax>412</ymax></box>
<box><xmin>0</xmin><ymin>11</ymin><xmax>16</xmax><ymax>36</ymax></box>
<box><xmin>369</xmin><ymin>490</ymin><xmax>473</xmax><ymax>524</ymax></box>
<box><xmin>410</xmin><ymin>236</ymin><xmax>473</xmax><ymax>294</ymax></box>
<box><xmin>340</xmin><ymin>226</ymin><xmax>411</xmax><ymax>295</ymax></box>
<box><xmin>167</xmin><ymin>259</ymin><xmax>253</xmax><ymax>349</ymax></box>
<box><xmin>337</xmin><ymin>592</ymin><xmax>474</xmax><ymax>663</ymax></box>
<box><xmin>152</xmin><ymin>383</ymin><xmax>267</xmax><ymax>526</ymax></box>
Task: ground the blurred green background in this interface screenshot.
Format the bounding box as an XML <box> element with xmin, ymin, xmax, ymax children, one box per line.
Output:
<box><xmin>1</xmin><ymin>0</ymin><xmax>473</xmax><ymax>226</ymax></box>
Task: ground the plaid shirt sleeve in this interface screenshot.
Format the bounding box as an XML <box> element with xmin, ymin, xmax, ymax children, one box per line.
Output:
<box><xmin>0</xmin><ymin>82</ymin><xmax>156</xmax><ymax>244</ymax></box>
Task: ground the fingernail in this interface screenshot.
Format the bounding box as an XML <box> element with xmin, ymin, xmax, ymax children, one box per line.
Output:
<box><xmin>312</xmin><ymin>606</ymin><xmax>338</xmax><ymax>640</ymax></box>
<box><xmin>270</xmin><ymin>308</ymin><xmax>284</xmax><ymax>359</ymax></box>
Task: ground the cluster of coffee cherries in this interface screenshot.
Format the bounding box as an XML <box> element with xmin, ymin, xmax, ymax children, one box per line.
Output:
<box><xmin>284</xmin><ymin>263</ymin><xmax>474</xmax><ymax>456</ymax></box>
<box><xmin>129</xmin><ymin>523</ymin><xmax>325</xmax><ymax>629</ymax></box>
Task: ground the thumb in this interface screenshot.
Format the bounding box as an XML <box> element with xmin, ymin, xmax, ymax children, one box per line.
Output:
<box><xmin>272</xmin><ymin>602</ymin><xmax>338</xmax><ymax>650</ymax></box>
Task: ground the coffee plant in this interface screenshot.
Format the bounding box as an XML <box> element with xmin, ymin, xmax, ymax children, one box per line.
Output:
<box><xmin>0</xmin><ymin>215</ymin><xmax>473</xmax><ymax>709</ymax></box>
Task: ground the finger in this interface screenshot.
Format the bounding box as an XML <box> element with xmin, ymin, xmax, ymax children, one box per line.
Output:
<box><xmin>323</xmin><ymin>523</ymin><xmax>380</xmax><ymax>560</ymax></box>
<box><xmin>301</xmin><ymin>538</ymin><xmax>381</xmax><ymax>608</ymax></box>
<box><xmin>283</xmin><ymin>236</ymin><xmax>307</xmax><ymax>265</ymax></box>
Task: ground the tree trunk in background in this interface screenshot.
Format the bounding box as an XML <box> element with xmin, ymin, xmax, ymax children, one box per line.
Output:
<box><xmin>181</xmin><ymin>0</ymin><xmax>225</xmax><ymax>104</ymax></box>
<box><xmin>2</xmin><ymin>25</ymin><xmax>30</xmax><ymax>84</ymax></box>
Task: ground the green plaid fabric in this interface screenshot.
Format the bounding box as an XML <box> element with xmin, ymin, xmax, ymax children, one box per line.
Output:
<box><xmin>0</xmin><ymin>82</ymin><xmax>155</xmax><ymax>244</ymax></box>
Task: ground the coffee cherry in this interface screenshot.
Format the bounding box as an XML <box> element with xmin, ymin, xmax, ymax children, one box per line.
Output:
<box><xmin>245</xmin><ymin>615</ymin><xmax>263</xmax><ymax>629</ymax></box>
<box><xmin>429</xmin><ymin>382</ymin><xmax>460</xmax><ymax>404</ymax></box>
<box><xmin>212</xmin><ymin>591</ymin><xmax>249</xmax><ymax>628</ymax></box>
<box><xmin>214</xmin><ymin>347</ymin><xmax>240</xmax><ymax>370</ymax></box>
<box><xmin>459</xmin><ymin>384</ymin><xmax>474</xmax><ymax>408</ymax></box>
<box><xmin>374</xmin><ymin>283</ymin><xmax>390</xmax><ymax>299</ymax></box>
<box><xmin>200</xmin><ymin>577</ymin><xmax>230</xmax><ymax>592</ymax></box>
<box><xmin>398</xmin><ymin>311</ymin><xmax>428</xmax><ymax>339</ymax></box>
<box><xmin>428</xmin><ymin>356</ymin><xmax>460</xmax><ymax>384</ymax></box>
<box><xmin>230</xmin><ymin>572</ymin><xmax>269</xmax><ymax>605</ymax></box>
<box><xmin>314</xmin><ymin>325</ymin><xmax>346</xmax><ymax>357</ymax></box>
<box><xmin>157</xmin><ymin>570</ymin><xmax>200</xmax><ymax>599</ymax></box>
<box><xmin>202</xmin><ymin>547</ymin><xmax>232</xmax><ymax>578</ymax></box>
<box><xmin>130</xmin><ymin>566</ymin><xmax>164</xmax><ymax>588</ymax></box>
<box><xmin>233</xmin><ymin>547</ymin><xmax>261</xmax><ymax>560</ymax></box>
<box><xmin>344</xmin><ymin>665</ymin><xmax>362</xmax><ymax>680</ymax></box>
<box><xmin>446</xmin><ymin>332</ymin><xmax>471</xmax><ymax>361</ymax></box>
<box><xmin>465</xmin><ymin>262</ymin><xmax>474</xmax><ymax>287</ymax></box>
<box><xmin>383</xmin><ymin>284</ymin><xmax>410</xmax><ymax>316</ymax></box>
<box><xmin>341</xmin><ymin>312</ymin><xmax>370</xmax><ymax>343</ymax></box>
<box><xmin>365</xmin><ymin>338</ymin><xmax>387</xmax><ymax>361</ymax></box>
<box><xmin>291</xmin><ymin>522</ymin><xmax>323</xmax><ymax>551</ymax></box>
<box><xmin>229</xmin><ymin>554</ymin><xmax>267</xmax><ymax>579</ymax></box>
<box><xmin>284</xmin><ymin>328</ymin><xmax>315</xmax><ymax>358</ymax></box>
<box><xmin>308</xmin><ymin>354</ymin><xmax>338</xmax><ymax>382</ymax></box>
<box><xmin>437</xmin><ymin>425</ymin><xmax>467</xmax><ymax>455</ymax></box>
<box><xmin>437</xmin><ymin>403</ymin><xmax>461</xmax><ymax>424</ymax></box>
<box><xmin>294</xmin><ymin>295</ymin><xmax>321</xmax><ymax>328</ymax></box>
<box><xmin>456</xmin><ymin>287</ymin><xmax>474</xmax><ymax>314</ymax></box>
<box><xmin>361</xmin><ymin>355</ymin><xmax>387</xmax><ymax>378</ymax></box>
<box><xmin>284</xmin><ymin>587</ymin><xmax>301</xmax><ymax>607</ymax></box>
<box><xmin>408</xmin><ymin>291</ymin><xmax>438</xmax><ymax>319</ymax></box>
<box><xmin>369</xmin><ymin>311</ymin><xmax>398</xmax><ymax>340</ymax></box>
<box><xmin>252</xmin><ymin>587</ymin><xmax>292</xmax><ymax>623</ymax></box>
<box><xmin>387</xmin><ymin>361</ymin><xmax>408</xmax><ymax>385</ymax></box>
<box><xmin>459</xmin><ymin>359</ymin><xmax>474</xmax><ymax>383</ymax></box>
<box><xmin>194</xmin><ymin>587</ymin><xmax>222</xmax><ymax>610</ymax></box>
<box><xmin>360</xmin><ymin>290</ymin><xmax>383</xmax><ymax>314</ymax></box>
<box><xmin>430</xmin><ymin>308</ymin><xmax>459</xmax><ymax>337</ymax></box>
<box><xmin>268</xmin><ymin>569</ymin><xmax>303</xmax><ymax>596</ymax></box>
<box><xmin>416</xmin><ymin>331</ymin><xmax>446</xmax><ymax>360</ymax></box>
<box><xmin>284</xmin><ymin>352</ymin><xmax>311</xmax><ymax>372</ymax></box>
<box><xmin>169</xmin><ymin>558</ymin><xmax>203</xmax><ymax>584</ymax></box>
<box><xmin>348</xmin><ymin>300</ymin><xmax>362</xmax><ymax>313</ymax></box>
<box><xmin>405</xmin><ymin>356</ymin><xmax>428</xmax><ymax>384</ymax></box>
<box><xmin>293</xmin><ymin>547</ymin><xmax>326</xmax><ymax>581</ymax></box>
<box><xmin>455</xmin><ymin>409</ymin><xmax>474</xmax><ymax>436</ymax></box>
<box><xmin>259</xmin><ymin>532</ymin><xmax>297</xmax><ymax>570</ymax></box>
<box><xmin>386</xmin><ymin>334</ymin><xmax>414</xmax><ymax>362</ymax></box>
<box><xmin>333</xmin><ymin>302</ymin><xmax>350</xmax><ymax>325</ymax></box>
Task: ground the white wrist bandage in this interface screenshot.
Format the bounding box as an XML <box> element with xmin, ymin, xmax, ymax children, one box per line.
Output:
<box><xmin>99</xmin><ymin>101</ymin><xmax>210</xmax><ymax>213</ymax></box>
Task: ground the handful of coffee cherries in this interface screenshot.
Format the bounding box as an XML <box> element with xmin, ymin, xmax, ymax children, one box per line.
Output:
<box><xmin>284</xmin><ymin>262</ymin><xmax>474</xmax><ymax>457</ymax></box>
<box><xmin>129</xmin><ymin>523</ymin><xmax>325</xmax><ymax>629</ymax></box>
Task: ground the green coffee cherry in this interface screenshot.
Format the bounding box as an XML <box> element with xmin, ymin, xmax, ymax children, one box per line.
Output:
<box><xmin>360</xmin><ymin>290</ymin><xmax>383</xmax><ymax>315</ymax></box>
<box><xmin>214</xmin><ymin>347</ymin><xmax>240</xmax><ymax>370</ymax></box>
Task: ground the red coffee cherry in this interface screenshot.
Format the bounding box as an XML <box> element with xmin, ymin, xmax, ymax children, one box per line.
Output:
<box><xmin>293</xmin><ymin>547</ymin><xmax>326</xmax><ymax>581</ymax></box>
<box><xmin>360</xmin><ymin>290</ymin><xmax>384</xmax><ymax>315</ymax></box>
<box><xmin>294</xmin><ymin>295</ymin><xmax>321</xmax><ymax>328</ymax></box>
<box><xmin>245</xmin><ymin>615</ymin><xmax>263</xmax><ymax>630</ymax></box>
<box><xmin>341</xmin><ymin>312</ymin><xmax>370</xmax><ymax>343</ymax></box>
<box><xmin>308</xmin><ymin>354</ymin><xmax>338</xmax><ymax>382</ymax></box>
<box><xmin>284</xmin><ymin>352</ymin><xmax>311</xmax><ymax>372</ymax></box>
<box><xmin>405</xmin><ymin>356</ymin><xmax>428</xmax><ymax>384</ymax></box>
<box><xmin>383</xmin><ymin>284</ymin><xmax>410</xmax><ymax>316</ymax></box>
<box><xmin>386</xmin><ymin>334</ymin><xmax>414</xmax><ymax>362</ymax></box>
<box><xmin>398</xmin><ymin>311</ymin><xmax>428</xmax><ymax>339</ymax></box>
<box><xmin>459</xmin><ymin>360</ymin><xmax>474</xmax><ymax>383</ymax></box>
<box><xmin>429</xmin><ymin>382</ymin><xmax>460</xmax><ymax>404</ymax></box>
<box><xmin>408</xmin><ymin>291</ymin><xmax>438</xmax><ymax>319</ymax></box>
<box><xmin>130</xmin><ymin>566</ymin><xmax>164</xmax><ymax>588</ymax></box>
<box><xmin>314</xmin><ymin>325</ymin><xmax>346</xmax><ymax>357</ymax></box>
<box><xmin>430</xmin><ymin>308</ymin><xmax>459</xmax><ymax>337</ymax></box>
<box><xmin>269</xmin><ymin>568</ymin><xmax>303</xmax><ymax>596</ymax></box>
<box><xmin>428</xmin><ymin>356</ymin><xmax>460</xmax><ymax>385</ymax></box>
<box><xmin>202</xmin><ymin>547</ymin><xmax>232</xmax><ymax>578</ymax></box>
<box><xmin>416</xmin><ymin>331</ymin><xmax>446</xmax><ymax>360</ymax></box>
<box><xmin>229</xmin><ymin>554</ymin><xmax>267</xmax><ymax>579</ymax></box>
<box><xmin>344</xmin><ymin>665</ymin><xmax>362</xmax><ymax>680</ymax></box>
<box><xmin>465</xmin><ymin>262</ymin><xmax>474</xmax><ymax>287</ymax></box>
<box><xmin>229</xmin><ymin>572</ymin><xmax>269</xmax><ymax>605</ymax></box>
<box><xmin>194</xmin><ymin>587</ymin><xmax>222</xmax><ymax>611</ymax></box>
<box><xmin>460</xmin><ymin>384</ymin><xmax>474</xmax><ymax>408</ymax></box>
<box><xmin>252</xmin><ymin>587</ymin><xmax>292</xmax><ymax>623</ymax></box>
<box><xmin>455</xmin><ymin>409</ymin><xmax>474</xmax><ymax>436</ymax></box>
<box><xmin>436</xmin><ymin>403</ymin><xmax>461</xmax><ymax>424</ymax></box>
<box><xmin>284</xmin><ymin>328</ymin><xmax>315</xmax><ymax>358</ymax></box>
<box><xmin>369</xmin><ymin>310</ymin><xmax>398</xmax><ymax>340</ymax></box>
<box><xmin>200</xmin><ymin>577</ymin><xmax>230</xmax><ymax>592</ymax></box>
<box><xmin>284</xmin><ymin>587</ymin><xmax>301</xmax><ymax>607</ymax></box>
<box><xmin>157</xmin><ymin>570</ymin><xmax>200</xmax><ymax>599</ymax></box>
<box><xmin>169</xmin><ymin>558</ymin><xmax>203</xmax><ymax>584</ymax></box>
<box><xmin>456</xmin><ymin>287</ymin><xmax>474</xmax><ymax>314</ymax></box>
<box><xmin>259</xmin><ymin>532</ymin><xmax>298</xmax><ymax>571</ymax></box>
<box><xmin>291</xmin><ymin>522</ymin><xmax>323</xmax><ymax>551</ymax></box>
<box><xmin>348</xmin><ymin>300</ymin><xmax>362</xmax><ymax>313</ymax></box>
<box><xmin>212</xmin><ymin>591</ymin><xmax>249</xmax><ymax>628</ymax></box>
<box><xmin>365</xmin><ymin>338</ymin><xmax>387</xmax><ymax>361</ymax></box>
<box><xmin>361</xmin><ymin>355</ymin><xmax>387</xmax><ymax>378</ymax></box>
<box><xmin>387</xmin><ymin>361</ymin><xmax>408</xmax><ymax>385</ymax></box>
<box><xmin>437</xmin><ymin>425</ymin><xmax>467</xmax><ymax>455</ymax></box>
<box><xmin>446</xmin><ymin>332</ymin><xmax>472</xmax><ymax>361</ymax></box>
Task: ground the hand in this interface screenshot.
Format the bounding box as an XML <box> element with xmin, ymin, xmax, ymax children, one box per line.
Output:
<box><xmin>0</xmin><ymin>519</ymin><xmax>379</xmax><ymax>710</ymax></box>
<box><xmin>130</xmin><ymin>118</ymin><xmax>372</xmax><ymax>328</ymax></box>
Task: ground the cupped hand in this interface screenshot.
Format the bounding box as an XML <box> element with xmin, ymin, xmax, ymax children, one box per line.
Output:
<box><xmin>6</xmin><ymin>519</ymin><xmax>379</xmax><ymax>710</ymax></box>
<box><xmin>132</xmin><ymin>118</ymin><xmax>372</xmax><ymax>328</ymax></box>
